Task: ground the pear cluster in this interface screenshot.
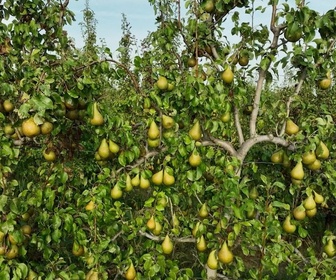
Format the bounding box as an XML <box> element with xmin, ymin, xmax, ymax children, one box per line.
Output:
<box><xmin>95</xmin><ymin>138</ymin><xmax>120</xmax><ymax>163</ymax></box>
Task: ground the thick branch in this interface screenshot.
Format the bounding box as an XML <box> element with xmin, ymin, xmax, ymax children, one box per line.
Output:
<box><xmin>139</xmin><ymin>231</ymin><xmax>195</xmax><ymax>243</ymax></box>
<box><xmin>202</xmin><ymin>138</ymin><xmax>237</xmax><ymax>157</ymax></box>
<box><xmin>234</xmin><ymin>105</ymin><xmax>244</xmax><ymax>145</ymax></box>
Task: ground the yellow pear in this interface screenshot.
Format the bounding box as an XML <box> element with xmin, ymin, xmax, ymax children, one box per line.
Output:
<box><xmin>293</xmin><ymin>205</ymin><xmax>306</xmax><ymax>221</ymax></box>
<box><xmin>152</xmin><ymin>170</ymin><xmax>163</xmax><ymax>185</ymax></box>
<box><xmin>72</xmin><ymin>241</ymin><xmax>84</xmax><ymax>257</ymax></box>
<box><xmin>163</xmin><ymin>169</ymin><xmax>175</xmax><ymax>186</ymax></box>
<box><xmin>189</xmin><ymin>120</ymin><xmax>202</xmax><ymax>140</ymax></box>
<box><xmin>152</xmin><ymin>221</ymin><xmax>162</xmax><ymax>236</ymax></box>
<box><xmin>303</xmin><ymin>195</ymin><xmax>316</xmax><ymax>210</ymax></box>
<box><xmin>207</xmin><ymin>250</ymin><xmax>218</xmax><ymax>270</ymax></box>
<box><xmin>218</xmin><ymin>241</ymin><xmax>234</xmax><ymax>264</ymax></box>
<box><xmin>3</xmin><ymin>99</ymin><xmax>14</xmax><ymax>112</ymax></box>
<box><xmin>5</xmin><ymin>244</ymin><xmax>19</xmax><ymax>259</ymax></box>
<box><xmin>146</xmin><ymin>215</ymin><xmax>156</xmax><ymax>231</ymax></box>
<box><xmin>148</xmin><ymin>120</ymin><xmax>160</xmax><ymax>140</ymax></box>
<box><xmin>285</xmin><ymin>119</ymin><xmax>299</xmax><ymax>135</ymax></box>
<box><xmin>271</xmin><ymin>150</ymin><xmax>283</xmax><ymax>164</ymax></box>
<box><xmin>324</xmin><ymin>239</ymin><xmax>336</xmax><ymax>257</ymax></box>
<box><xmin>111</xmin><ymin>184</ymin><xmax>123</xmax><ymax>199</ymax></box>
<box><xmin>109</xmin><ymin>139</ymin><xmax>120</xmax><ymax>154</ymax></box>
<box><xmin>22</xmin><ymin>117</ymin><xmax>41</xmax><ymax>138</ymax></box>
<box><xmin>162</xmin><ymin>235</ymin><xmax>174</xmax><ymax>254</ymax></box>
<box><xmin>162</xmin><ymin>115</ymin><xmax>175</xmax><ymax>129</ymax></box>
<box><xmin>282</xmin><ymin>152</ymin><xmax>291</xmax><ymax>168</ymax></box>
<box><xmin>189</xmin><ymin>151</ymin><xmax>202</xmax><ymax>167</ymax></box>
<box><xmin>282</xmin><ymin>215</ymin><xmax>296</xmax><ymax>233</ymax></box>
<box><xmin>198</xmin><ymin>203</ymin><xmax>209</xmax><ymax>218</ymax></box>
<box><xmin>85</xmin><ymin>200</ymin><xmax>95</xmax><ymax>211</ymax></box>
<box><xmin>125</xmin><ymin>174</ymin><xmax>133</xmax><ymax>192</ymax></box>
<box><xmin>220</xmin><ymin>111</ymin><xmax>231</xmax><ymax>123</ymax></box>
<box><xmin>196</xmin><ymin>235</ymin><xmax>207</xmax><ymax>252</ymax></box>
<box><xmin>140</xmin><ymin>175</ymin><xmax>150</xmax><ymax>189</ymax></box>
<box><xmin>43</xmin><ymin>149</ymin><xmax>56</xmax><ymax>162</ymax></box>
<box><xmin>302</xmin><ymin>150</ymin><xmax>316</xmax><ymax>165</ymax></box>
<box><xmin>313</xmin><ymin>190</ymin><xmax>324</xmax><ymax>204</ymax></box>
<box><xmin>192</xmin><ymin>222</ymin><xmax>200</xmax><ymax>237</ymax></box>
<box><xmin>98</xmin><ymin>139</ymin><xmax>110</xmax><ymax>160</ymax></box>
<box><xmin>148</xmin><ymin>138</ymin><xmax>160</xmax><ymax>148</ymax></box>
<box><xmin>306</xmin><ymin>207</ymin><xmax>317</xmax><ymax>218</ymax></box>
<box><xmin>157</xmin><ymin>76</ymin><xmax>168</xmax><ymax>90</ymax></box>
<box><xmin>41</xmin><ymin>121</ymin><xmax>53</xmax><ymax>135</ymax></box>
<box><xmin>221</xmin><ymin>67</ymin><xmax>234</xmax><ymax>84</ymax></box>
<box><xmin>307</xmin><ymin>159</ymin><xmax>321</xmax><ymax>171</ymax></box>
<box><xmin>125</xmin><ymin>262</ymin><xmax>136</xmax><ymax>280</ymax></box>
<box><xmin>131</xmin><ymin>174</ymin><xmax>140</xmax><ymax>187</ymax></box>
<box><xmin>171</xmin><ymin>213</ymin><xmax>180</xmax><ymax>228</ymax></box>
<box><xmin>316</xmin><ymin>141</ymin><xmax>329</xmax><ymax>159</ymax></box>
<box><xmin>290</xmin><ymin>161</ymin><xmax>304</xmax><ymax>180</ymax></box>
<box><xmin>319</xmin><ymin>78</ymin><xmax>332</xmax><ymax>90</ymax></box>
<box><xmin>90</xmin><ymin>102</ymin><xmax>104</xmax><ymax>126</ymax></box>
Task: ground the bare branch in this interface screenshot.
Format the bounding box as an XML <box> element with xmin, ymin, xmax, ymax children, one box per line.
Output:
<box><xmin>202</xmin><ymin>138</ymin><xmax>238</xmax><ymax>157</ymax></box>
<box><xmin>138</xmin><ymin>231</ymin><xmax>195</xmax><ymax>243</ymax></box>
<box><xmin>234</xmin><ymin>105</ymin><xmax>244</xmax><ymax>145</ymax></box>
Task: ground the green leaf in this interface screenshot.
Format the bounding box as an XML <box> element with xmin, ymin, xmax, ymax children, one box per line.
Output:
<box><xmin>272</xmin><ymin>201</ymin><xmax>290</xmax><ymax>210</ymax></box>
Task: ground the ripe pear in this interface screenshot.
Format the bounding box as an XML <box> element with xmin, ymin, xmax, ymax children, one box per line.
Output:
<box><xmin>316</xmin><ymin>141</ymin><xmax>329</xmax><ymax>159</ymax></box>
<box><xmin>152</xmin><ymin>221</ymin><xmax>162</xmax><ymax>236</ymax></box>
<box><xmin>140</xmin><ymin>175</ymin><xmax>150</xmax><ymax>189</ymax></box>
<box><xmin>152</xmin><ymin>170</ymin><xmax>163</xmax><ymax>185</ymax></box>
<box><xmin>146</xmin><ymin>215</ymin><xmax>156</xmax><ymax>231</ymax></box>
<box><xmin>162</xmin><ymin>235</ymin><xmax>174</xmax><ymax>254</ymax></box>
<box><xmin>203</xmin><ymin>0</ymin><xmax>215</xmax><ymax>13</ymax></box>
<box><xmin>271</xmin><ymin>150</ymin><xmax>283</xmax><ymax>164</ymax></box>
<box><xmin>290</xmin><ymin>161</ymin><xmax>304</xmax><ymax>180</ymax></box>
<box><xmin>220</xmin><ymin>111</ymin><xmax>231</xmax><ymax>123</ymax></box>
<box><xmin>313</xmin><ymin>191</ymin><xmax>324</xmax><ymax>204</ymax></box>
<box><xmin>148</xmin><ymin>120</ymin><xmax>160</xmax><ymax>140</ymax></box>
<box><xmin>221</xmin><ymin>67</ymin><xmax>234</xmax><ymax>84</ymax></box>
<box><xmin>306</xmin><ymin>207</ymin><xmax>317</xmax><ymax>218</ymax></box>
<box><xmin>125</xmin><ymin>262</ymin><xmax>136</xmax><ymax>280</ymax></box>
<box><xmin>189</xmin><ymin>151</ymin><xmax>202</xmax><ymax>167</ymax></box>
<box><xmin>198</xmin><ymin>203</ymin><xmax>209</xmax><ymax>218</ymax></box>
<box><xmin>302</xmin><ymin>150</ymin><xmax>316</xmax><ymax>165</ymax></box>
<box><xmin>283</xmin><ymin>215</ymin><xmax>296</xmax><ymax>233</ymax></box>
<box><xmin>218</xmin><ymin>241</ymin><xmax>234</xmax><ymax>264</ymax></box>
<box><xmin>207</xmin><ymin>250</ymin><xmax>218</xmax><ymax>270</ymax></box>
<box><xmin>157</xmin><ymin>76</ymin><xmax>168</xmax><ymax>90</ymax></box>
<box><xmin>27</xmin><ymin>269</ymin><xmax>38</xmax><ymax>280</ymax></box>
<box><xmin>189</xmin><ymin>120</ymin><xmax>202</xmax><ymax>140</ymax></box>
<box><xmin>125</xmin><ymin>174</ymin><xmax>133</xmax><ymax>192</ymax></box>
<box><xmin>285</xmin><ymin>119</ymin><xmax>299</xmax><ymax>135</ymax></box>
<box><xmin>303</xmin><ymin>195</ymin><xmax>316</xmax><ymax>210</ymax></box>
<box><xmin>111</xmin><ymin>184</ymin><xmax>123</xmax><ymax>199</ymax></box>
<box><xmin>131</xmin><ymin>174</ymin><xmax>140</xmax><ymax>187</ymax></box>
<box><xmin>22</xmin><ymin>117</ymin><xmax>41</xmax><ymax>138</ymax></box>
<box><xmin>43</xmin><ymin>149</ymin><xmax>56</xmax><ymax>162</ymax></box>
<box><xmin>163</xmin><ymin>169</ymin><xmax>175</xmax><ymax>186</ymax></box>
<box><xmin>3</xmin><ymin>99</ymin><xmax>14</xmax><ymax>112</ymax></box>
<box><xmin>90</xmin><ymin>102</ymin><xmax>104</xmax><ymax>126</ymax></box>
<box><xmin>109</xmin><ymin>140</ymin><xmax>120</xmax><ymax>154</ymax></box>
<box><xmin>41</xmin><ymin>121</ymin><xmax>53</xmax><ymax>135</ymax></box>
<box><xmin>6</xmin><ymin>244</ymin><xmax>19</xmax><ymax>259</ymax></box>
<box><xmin>98</xmin><ymin>139</ymin><xmax>110</xmax><ymax>160</ymax></box>
<box><xmin>319</xmin><ymin>78</ymin><xmax>332</xmax><ymax>90</ymax></box>
<box><xmin>196</xmin><ymin>235</ymin><xmax>207</xmax><ymax>252</ymax></box>
<box><xmin>86</xmin><ymin>270</ymin><xmax>99</xmax><ymax>280</ymax></box>
<box><xmin>148</xmin><ymin>138</ymin><xmax>160</xmax><ymax>148</ymax></box>
<box><xmin>324</xmin><ymin>239</ymin><xmax>336</xmax><ymax>257</ymax></box>
<box><xmin>293</xmin><ymin>205</ymin><xmax>306</xmax><ymax>221</ymax></box>
<box><xmin>162</xmin><ymin>115</ymin><xmax>175</xmax><ymax>129</ymax></box>
<box><xmin>307</xmin><ymin>159</ymin><xmax>321</xmax><ymax>171</ymax></box>
<box><xmin>85</xmin><ymin>200</ymin><xmax>95</xmax><ymax>211</ymax></box>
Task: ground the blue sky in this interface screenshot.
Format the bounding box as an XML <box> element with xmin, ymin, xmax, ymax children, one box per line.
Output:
<box><xmin>65</xmin><ymin>0</ymin><xmax>334</xmax><ymax>54</ymax></box>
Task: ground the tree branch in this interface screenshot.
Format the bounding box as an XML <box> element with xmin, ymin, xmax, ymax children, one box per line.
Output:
<box><xmin>234</xmin><ymin>105</ymin><xmax>244</xmax><ymax>145</ymax></box>
<box><xmin>138</xmin><ymin>230</ymin><xmax>195</xmax><ymax>243</ymax></box>
<box><xmin>202</xmin><ymin>138</ymin><xmax>238</xmax><ymax>157</ymax></box>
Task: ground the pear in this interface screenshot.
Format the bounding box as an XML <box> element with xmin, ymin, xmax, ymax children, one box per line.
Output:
<box><xmin>43</xmin><ymin>149</ymin><xmax>56</xmax><ymax>162</ymax></box>
<box><xmin>302</xmin><ymin>150</ymin><xmax>316</xmax><ymax>165</ymax></box>
<box><xmin>148</xmin><ymin>138</ymin><xmax>160</xmax><ymax>148</ymax></box>
<box><xmin>306</xmin><ymin>207</ymin><xmax>317</xmax><ymax>218</ymax></box>
<box><xmin>196</xmin><ymin>235</ymin><xmax>207</xmax><ymax>252</ymax></box>
<box><xmin>290</xmin><ymin>161</ymin><xmax>304</xmax><ymax>180</ymax></box>
<box><xmin>111</xmin><ymin>184</ymin><xmax>123</xmax><ymax>199</ymax></box>
<box><xmin>157</xmin><ymin>76</ymin><xmax>168</xmax><ymax>90</ymax></box>
<box><xmin>109</xmin><ymin>140</ymin><xmax>120</xmax><ymax>154</ymax></box>
<box><xmin>319</xmin><ymin>78</ymin><xmax>332</xmax><ymax>90</ymax></box>
<box><xmin>313</xmin><ymin>191</ymin><xmax>324</xmax><ymax>204</ymax></box>
<box><xmin>0</xmin><ymin>231</ymin><xmax>5</xmax><ymax>242</ymax></box>
<box><xmin>5</xmin><ymin>244</ymin><xmax>19</xmax><ymax>259</ymax></box>
<box><xmin>3</xmin><ymin>99</ymin><xmax>14</xmax><ymax>112</ymax></box>
<box><xmin>98</xmin><ymin>139</ymin><xmax>110</xmax><ymax>160</ymax></box>
<box><xmin>293</xmin><ymin>205</ymin><xmax>306</xmax><ymax>221</ymax></box>
<box><xmin>207</xmin><ymin>250</ymin><xmax>218</xmax><ymax>270</ymax></box>
<box><xmin>324</xmin><ymin>239</ymin><xmax>336</xmax><ymax>257</ymax></box>
<box><xmin>152</xmin><ymin>221</ymin><xmax>162</xmax><ymax>236</ymax></box>
<box><xmin>152</xmin><ymin>170</ymin><xmax>163</xmax><ymax>185</ymax></box>
<box><xmin>249</xmin><ymin>187</ymin><xmax>259</xmax><ymax>199</ymax></box>
<box><xmin>316</xmin><ymin>141</ymin><xmax>329</xmax><ymax>159</ymax></box>
<box><xmin>125</xmin><ymin>174</ymin><xmax>133</xmax><ymax>192</ymax></box>
<box><xmin>307</xmin><ymin>159</ymin><xmax>321</xmax><ymax>171</ymax></box>
<box><xmin>90</xmin><ymin>102</ymin><xmax>104</xmax><ymax>126</ymax></box>
<box><xmin>282</xmin><ymin>152</ymin><xmax>291</xmax><ymax>168</ymax></box>
<box><xmin>189</xmin><ymin>120</ymin><xmax>202</xmax><ymax>140</ymax></box>
<box><xmin>148</xmin><ymin>120</ymin><xmax>160</xmax><ymax>140</ymax></box>
<box><xmin>146</xmin><ymin>215</ymin><xmax>156</xmax><ymax>231</ymax></box>
<box><xmin>271</xmin><ymin>150</ymin><xmax>283</xmax><ymax>164</ymax></box>
<box><xmin>88</xmin><ymin>270</ymin><xmax>99</xmax><ymax>280</ymax></box>
<box><xmin>131</xmin><ymin>174</ymin><xmax>140</xmax><ymax>187</ymax></box>
<box><xmin>41</xmin><ymin>121</ymin><xmax>53</xmax><ymax>135</ymax></box>
<box><xmin>189</xmin><ymin>151</ymin><xmax>202</xmax><ymax>167</ymax></box>
<box><xmin>282</xmin><ymin>215</ymin><xmax>296</xmax><ymax>233</ymax></box>
<box><xmin>198</xmin><ymin>203</ymin><xmax>209</xmax><ymax>218</ymax></box>
<box><xmin>163</xmin><ymin>169</ymin><xmax>175</xmax><ymax>186</ymax></box>
<box><xmin>220</xmin><ymin>111</ymin><xmax>231</xmax><ymax>123</ymax></box>
<box><xmin>303</xmin><ymin>195</ymin><xmax>316</xmax><ymax>210</ymax></box>
<box><xmin>85</xmin><ymin>200</ymin><xmax>95</xmax><ymax>211</ymax></box>
<box><xmin>72</xmin><ymin>241</ymin><xmax>84</xmax><ymax>257</ymax></box>
<box><xmin>162</xmin><ymin>115</ymin><xmax>175</xmax><ymax>129</ymax></box>
<box><xmin>171</xmin><ymin>213</ymin><xmax>180</xmax><ymax>228</ymax></box>
<box><xmin>27</xmin><ymin>269</ymin><xmax>38</xmax><ymax>280</ymax></box>
<box><xmin>125</xmin><ymin>262</ymin><xmax>136</xmax><ymax>280</ymax></box>
<box><xmin>140</xmin><ymin>175</ymin><xmax>150</xmax><ymax>189</ymax></box>
<box><xmin>22</xmin><ymin>117</ymin><xmax>41</xmax><ymax>138</ymax></box>
<box><xmin>192</xmin><ymin>222</ymin><xmax>200</xmax><ymax>237</ymax></box>
<box><xmin>162</xmin><ymin>235</ymin><xmax>174</xmax><ymax>254</ymax></box>
<box><xmin>221</xmin><ymin>67</ymin><xmax>234</xmax><ymax>84</ymax></box>
<box><xmin>285</xmin><ymin>119</ymin><xmax>299</xmax><ymax>135</ymax></box>
<box><xmin>21</xmin><ymin>225</ymin><xmax>31</xmax><ymax>235</ymax></box>
<box><xmin>218</xmin><ymin>241</ymin><xmax>234</xmax><ymax>264</ymax></box>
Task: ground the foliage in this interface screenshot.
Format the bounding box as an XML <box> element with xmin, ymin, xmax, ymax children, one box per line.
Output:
<box><xmin>0</xmin><ymin>0</ymin><xmax>336</xmax><ymax>279</ymax></box>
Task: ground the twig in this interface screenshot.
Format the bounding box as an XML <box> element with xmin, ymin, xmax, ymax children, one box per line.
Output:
<box><xmin>138</xmin><ymin>230</ymin><xmax>195</xmax><ymax>243</ymax></box>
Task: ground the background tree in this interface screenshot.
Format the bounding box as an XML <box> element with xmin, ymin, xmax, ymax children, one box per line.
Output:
<box><xmin>0</xmin><ymin>0</ymin><xmax>336</xmax><ymax>279</ymax></box>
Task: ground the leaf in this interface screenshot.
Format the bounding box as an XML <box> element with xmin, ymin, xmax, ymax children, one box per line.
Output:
<box><xmin>0</xmin><ymin>195</ymin><xmax>8</xmax><ymax>212</ymax></box>
<box><xmin>272</xmin><ymin>201</ymin><xmax>290</xmax><ymax>210</ymax></box>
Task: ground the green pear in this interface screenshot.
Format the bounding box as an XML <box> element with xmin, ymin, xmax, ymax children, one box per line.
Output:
<box><xmin>109</xmin><ymin>139</ymin><xmax>120</xmax><ymax>154</ymax></box>
<box><xmin>163</xmin><ymin>169</ymin><xmax>175</xmax><ymax>186</ymax></box>
<box><xmin>152</xmin><ymin>170</ymin><xmax>163</xmax><ymax>185</ymax></box>
<box><xmin>162</xmin><ymin>235</ymin><xmax>174</xmax><ymax>254</ymax></box>
<box><xmin>189</xmin><ymin>120</ymin><xmax>202</xmax><ymax>140</ymax></box>
<box><xmin>285</xmin><ymin>119</ymin><xmax>299</xmax><ymax>135</ymax></box>
<box><xmin>313</xmin><ymin>191</ymin><xmax>324</xmax><ymax>204</ymax></box>
<box><xmin>316</xmin><ymin>141</ymin><xmax>329</xmax><ymax>159</ymax></box>
<box><xmin>162</xmin><ymin>115</ymin><xmax>175</xmax><ymax>129</ymax></box>
<box><xmin>302</xmin><ymin>150</ymin><xmax>316</xmax><ymax>165</ymax></box>
<box><xmin>148</xmin><ymin>120</ymin><xmax>160</xmax><ymax>140</ymax></box>
<box><xmin>293</xmin><ymin>205</ymin><xmax>306</xmax><ymax>220</ymax></box>
<box><xmin>324</xmin><ymin>239</ymin><xmax>336</xmax><ymax>257</ymax></box>
<box><xmin>218</xmin><ymin>241</ymin><xmax>234</xmax><ymax>264</ymax></box>
<box><xmin>198</xmin><ymin>203</ymin><xmax>209</xmax><ymax>218</ymax></box>
<box><xmin>157</xmin><ymin>76</ymin><xmax>168</xmax><ymax>90</ymax></box>
<box><xmin>282</xmin><ymin>215</ymin><xmax>296</xmax><ymax>233</ymax></box>
<box><xmin>189</xmin><ymin>151</ymin><xmax>202</xmax><ymax>167</ymax></box>
<box><xmin>131</xmin><ymin>174</ymin><xmax>140</xmax><ymax>187</ymax></box>
<box><xmin>111</xmin><ymin>184</ymin><xmax>123</xmax><ymax>199</ymax></box>
<box><xmin>282</xmin><ymin>152</ymin><xmax>291</xmax><ymax>168</ymax></box>
<box><xmin>140</xmin><ymin>175</ymin><xmax>150</xmax><ymax>189</ymax></box>
<box><xmin>271</xmin><ymin>150</ymin><xmax>283</xmax><ymax>164</ymax></box>
<box><xmin>303</xmin><ymin>195</ymin><xmax>316</xmax><ymax>210</ymax></box>
<box><xmin>125</xmin><ymin>174</ymin><xmax>133</xmax><ymax>192</ymax></box>
<box><xmin>290</xmin><ymin>161</ymin><xmax>304</xmax><ymax>180</ymax></box>
<box><xmin>148</xmin><ymin>137</ymin><xmax>160</xmax><ymax>148</ymax></box>
<box><xmin>207</xmin><ymin>250</ymin><xmax>218</xmax><ymax>270</ymax></box>
<box><xmin>221</xmin><ymin>67</ymin><xmax>234</xmax><ymax>84</ymax></box>
<box><xmin>90</xmin><ymin>102</ymin><xmax>104</xmax><ymax>126</ymax></box>
<box><xmin>146</xmin><ymin>215</ymin><xmax>156</xmax><ymax>231</ymax></box>
<box><xmin>98</xmin><ymin>139</ymin><xmax>110</xmax><ymax>160</ymax></box>
<box><xmin>196</xmin><ymin>235</ymin><xmax>207</xmax><ymax>252</ymax></box>
<box><xmin>125</xmin><ymin>262</ymin><xmax>136</xmax><ymax>280</ymax></box>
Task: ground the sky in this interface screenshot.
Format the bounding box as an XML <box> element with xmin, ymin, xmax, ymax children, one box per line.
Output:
<box><xmin>64</xmin><ymin>0</ymin><xmax>334</xmax><ymax>55</ymax></box>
